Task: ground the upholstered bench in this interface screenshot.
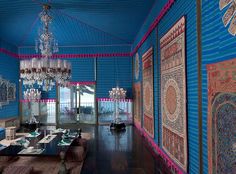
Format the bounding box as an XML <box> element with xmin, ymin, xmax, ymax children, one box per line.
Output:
<box><xmin>0</xmin><ymin>128</ymin><xmax>5</xmax><ymax>140</ymax></box>
<box><xmin>66</xmin><ymin>146</ymin><xmax>86</xmax><ymax>162</ymax></box>
<box><xmin>3</xmin><ymin>165</ymin><xmax>33</xmax><ymax>174</ymax></box>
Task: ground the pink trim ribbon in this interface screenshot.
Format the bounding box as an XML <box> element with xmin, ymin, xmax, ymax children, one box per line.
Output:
<box><xmin>70</xmin><ymin>81</ymin><xmax>96</xmax><ymax>85</ymax></box>
<box><xmin>96</xmin><ymin>98</ymin><xmax>133</xmax><ymax>102</ymax></box>
<box><xmin>0</xmin><ymin>48</ymin><xmax>19</xmax><ymax>58</ymax></box>
<box><xmin>20</xmin><ymin>99</ymin><xmax>56</xmax><ymax>103</ymax></box>
<box><xmin>134</xmin><ymin>122</ymin><xmax>185</xmax><ymax>174</ymax></box>
<box><xmin>18</xmin><ymin>53</ymin><xmax>131</xmax><ymax>59</ymax></box>
<box><xmin>131</xmin><ymin>0</ymin><xmax>175</xmax><ymax>56</ymax></box>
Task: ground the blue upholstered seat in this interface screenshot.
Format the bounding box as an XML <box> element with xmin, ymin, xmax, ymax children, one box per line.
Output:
<box><xmin>0</xmin><ymin>128</ymin><xmax>5</xmax><ymax>140</ymax></box>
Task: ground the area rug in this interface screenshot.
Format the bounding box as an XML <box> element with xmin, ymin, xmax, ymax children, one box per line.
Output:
<box><xmin>133</xmin><ymin>82</ymin><xmax>141</xmax><ymax>126</ymax></box>
<box><xmin>207</xmin><ymin>58</ymin><xmax>236</xmax><ymax>174</ymax></box>
<box><xmin>160</xmin><ymin>16</ymin><xmax>187</xmax><ymax>171</ymax></box>
<box><xmin>1</xmin><ymin>156</ymin><xmax>83</xmax><ymax>174</ymax></box>
<box><xmin>142</xmin><ymin>47</ymin><xmax>154</xmax><ymax>137</ymax></box>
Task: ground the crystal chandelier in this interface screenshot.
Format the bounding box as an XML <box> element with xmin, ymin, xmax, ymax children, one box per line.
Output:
<box><xmin>35</xmin><ymin>4</ymin><xmax>58</xmax><ymax>58</ymax></box>
<box><xmin>109</xmin><ymin>87</ymin><xmax>127</xmax><ymax>100</ymax></box>
<box><xmin>20</xmin><ymin>4</ymin><xmax>71</xmax><ymax>91</ymax></box>
<box><xmin>109</xmin><ymin>86</ymin><xmax>126</xmax><ymax>124</ymax></box>
<box><xmin>23</xmin><ymin>88</ymin><xmax>41</xmax><ymax>101</ymax></box>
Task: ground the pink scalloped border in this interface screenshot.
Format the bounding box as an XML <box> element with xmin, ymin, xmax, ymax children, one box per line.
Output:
<box><xmin>96</xmin><ymin>98</ymin><xmax>133</xmax><ymax>102</ymax></box>
<box><xmin>18</xmin><ymin>52</ymin><xmax>131</xmax><ymax>59</ymax></box>
<box><xmin>20</xmin><ymin>99</ymin><xmax>56</xmax><ymax>103</ymax></box>
<box><xmin>134</xmin><ymin>122</ymin><xmax>185</xmax><ymax>174</ymax></box>
<box><xmin>0</xmin><ymin>48</ymin><xmax>131</xmax><ymax>59</ymax></box>
<box><xmin>70</xmin><ymin>81</ymin><xmax>96</xmax><ymax>85</ymax></box>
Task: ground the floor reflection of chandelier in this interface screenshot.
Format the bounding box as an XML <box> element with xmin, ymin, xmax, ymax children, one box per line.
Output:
<box><xmin>20</xmin><ymin>4</ymin><xmax>71</xmax><ymax>91</ymax></box>
<box><xmin>23</xmin><ymin>88</ymin><xmax>41</xmax><ymax>101</ymax></box>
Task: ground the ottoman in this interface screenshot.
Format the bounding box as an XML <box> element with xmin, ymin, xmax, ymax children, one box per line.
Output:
<box><xmin>66</xmin><ymin>146</ymin><xmax>86</xmax><ymax>162</ymax></box>
<box><xmin>71</xmin><ymin>138</ymin><xmax>88</xmax><ymax>151</ymax></box>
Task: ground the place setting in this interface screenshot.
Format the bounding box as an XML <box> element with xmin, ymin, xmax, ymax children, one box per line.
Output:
<box><xmin>12</xmin><ymin>137</ymin><xmax>30</xmax><ymax>148</ymax></box>
<box><xmin>25</xmin><ymin>128</ymin><xmax>41</xmax><ymax>138</ymax></box>
<box><xmin>18</xmin><ymin>145</ymin><xmax>44</xmax><ymax>155</ymax></box>
<box><xmin>38</xmin><ymin>134</ymin><xmax>57</xmax><ymax>144</ymax></box>
<box><xmin>57</xmin><ymin>130</ymin><xmax>77</xmax><ymax>146</ymax></box>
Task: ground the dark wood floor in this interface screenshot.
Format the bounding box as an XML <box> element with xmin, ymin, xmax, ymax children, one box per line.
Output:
<box><xmin>77</xmin><ymin>125</ymin><xmax>171</xmax><ymax>174</ymax></box>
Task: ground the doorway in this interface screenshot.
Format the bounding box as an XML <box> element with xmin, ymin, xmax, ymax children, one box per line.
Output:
<box><xmin>58</xmin><ymin>84</ymin><xmax>96</xmax><ymax>124</ymax></box>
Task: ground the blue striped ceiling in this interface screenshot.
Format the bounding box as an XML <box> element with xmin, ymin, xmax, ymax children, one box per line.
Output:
<box><xmin>0</xmin><ymin>0</ymin><xmax>156</xmax><ymax>47</ymax></box>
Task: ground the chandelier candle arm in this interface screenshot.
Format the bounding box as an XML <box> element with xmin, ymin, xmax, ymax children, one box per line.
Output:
<box><xmin>23</xmin><ymin>88</ymin><xmax>41</xmax><ymax>101</ymax></box>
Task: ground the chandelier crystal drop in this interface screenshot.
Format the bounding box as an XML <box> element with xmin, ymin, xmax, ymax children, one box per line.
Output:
<box><xmin>23</xmin><ymin>88</ymin><xmax>41</xmax><ymax>101</ymax></box>
<box><xmin>20</xmin><ymin>58</ymin><xmax>71</xmax><ymax>91</ymax></box>
<box><xmin>20</xmin><ymin>4</ymin><xmax>71</xmax><ymax>91</ymax></box>
<box><xmin>35</xmin><ymin>4</ymin><xmax>58</xmax><ymax>58</ymax></box>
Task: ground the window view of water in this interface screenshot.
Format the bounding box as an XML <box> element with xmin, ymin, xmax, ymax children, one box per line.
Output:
<box><xmin>59</xmin><ymin>84</ymin><xmax>95</xmax><ymax>124</ymax></box>
<box><xmin>98</xmin><ymin>100</ymin><xmax>133</xmax><ymax>124</ymax></box>
<box><xmin>22</xmin><ymin>84</ymin><xmax>133</xmax><ymax>125</ymax></box>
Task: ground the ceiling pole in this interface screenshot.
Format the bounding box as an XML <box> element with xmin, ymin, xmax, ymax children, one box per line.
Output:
<box><xmin>196</xmin><ymin>0</ymin><xmax>203</xmax><ymax>173</ymax></box>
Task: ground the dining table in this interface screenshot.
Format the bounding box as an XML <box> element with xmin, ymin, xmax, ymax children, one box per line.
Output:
<box><xmin>0</xmin><ymin>128</ymin><xmax>81</xmax><ymax>173</ymax></box>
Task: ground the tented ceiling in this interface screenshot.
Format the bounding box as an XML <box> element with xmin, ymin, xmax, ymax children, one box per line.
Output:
<box><xmin>0</xmin><ymin>0</ymin><xmax>155</xmax><ymax>47</ymax></box>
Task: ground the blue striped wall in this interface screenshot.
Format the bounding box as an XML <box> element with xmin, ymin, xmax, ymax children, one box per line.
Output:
<box><xmin>0</xmin><ymin>39</ymin><xmax>19</xmax><ymax>118</ymax></box>
<box><xmin>132</xmin><ymin>0</ymin><xmax>199</xmax><ymax>173</ymax></box>
<box><xmin>19</xmin><ymin>46</ymin><xmax>132</xmax><ymax>99</ymax></box>
<box><xmin>97</xmin><ymin>56</ymin><xmax>132</xmax><ymax>98</ymax></box>
<box><xmin>201</xmin><ymin>1</ymin><xmax>236</xmax><ymax>174</ymax></box>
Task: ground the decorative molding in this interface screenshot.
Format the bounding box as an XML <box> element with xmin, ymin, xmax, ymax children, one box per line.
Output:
<box><xmin>134</xmin><ymin>122</ymin><xmax>185</xmax><ymax>174</ymax></box>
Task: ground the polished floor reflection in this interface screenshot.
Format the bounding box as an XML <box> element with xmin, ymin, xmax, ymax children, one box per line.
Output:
<box><xmin>81</xmin><ymin>125</ymin><xmax>171</xmax><ymax>174</ymax></box>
